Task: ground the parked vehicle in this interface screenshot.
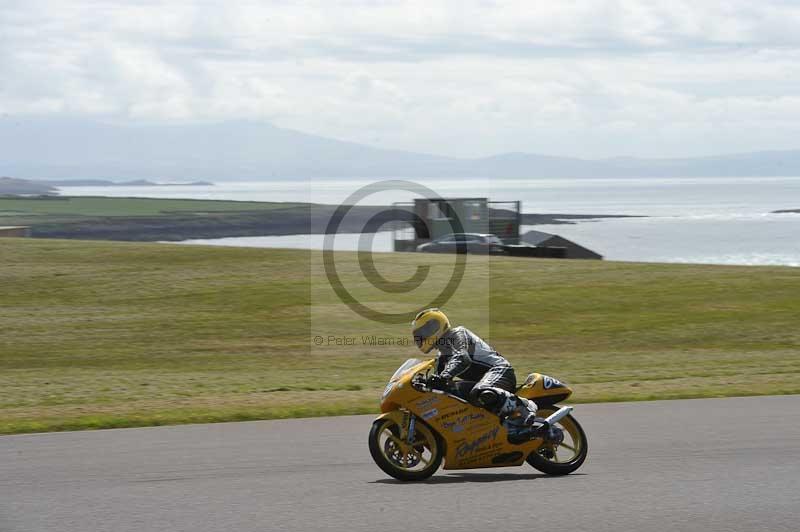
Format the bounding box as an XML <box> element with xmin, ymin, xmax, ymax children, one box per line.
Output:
<box><xmin>416</xmin><ymin>233</ymin><xmax>505</xmax><ymax>254</ymax></box>
<box><xmin>368</xmin><ymin>358</ymin><xmax>588</xmax><ymax>481</ymax></box>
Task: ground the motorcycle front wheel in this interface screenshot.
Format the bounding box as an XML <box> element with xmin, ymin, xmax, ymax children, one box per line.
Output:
<box><xmin>368</xmin><ymin>417</ymin><xmax>443</xmax><ymax>481</ymax></box>
<box><xmin>526</xmin><ymin>406</ymin><xmax>588</xmax><ymax>475</ymax></box>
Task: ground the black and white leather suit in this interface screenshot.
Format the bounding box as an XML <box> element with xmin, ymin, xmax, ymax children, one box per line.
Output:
<box><xmin>435</xmin><ymin>326</ymin><xmax>525</xmax><ymax>416</ymax></box>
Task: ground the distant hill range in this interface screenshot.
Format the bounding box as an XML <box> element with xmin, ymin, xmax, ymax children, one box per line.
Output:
<box><xmin>2</xmin><ymin>117</ymin><xmax>800</xmax><ymax>180</ymax></box>
<box><xmin>0</xmin><ymin>177</ymin><xmax>57</xmax><ymax>195</ymax></box>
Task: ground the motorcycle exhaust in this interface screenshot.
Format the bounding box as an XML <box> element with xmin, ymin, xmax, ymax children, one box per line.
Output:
<box><xmin>543</xmin><ymin>406</ymin><xmax>573</xmax><ymax>426</ymax></box>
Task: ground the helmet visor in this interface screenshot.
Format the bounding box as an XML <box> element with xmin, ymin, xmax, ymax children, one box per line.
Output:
<box><xmin>413</xmin><ymin>319</ymin><xmax>441</xmax><ymax>348</ymax></box>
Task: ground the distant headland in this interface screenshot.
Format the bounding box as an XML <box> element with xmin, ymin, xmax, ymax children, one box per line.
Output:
<box><xmin>0</xmin><ymin>177</ymin><xmax>213</xmax><ymax>196</ymax></box>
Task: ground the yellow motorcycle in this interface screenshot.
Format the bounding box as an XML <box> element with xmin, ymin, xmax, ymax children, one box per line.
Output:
<box><xmin>368</xmin><ymin>358</ymin><xmax>588</xmax><ymax>481</ymax></box>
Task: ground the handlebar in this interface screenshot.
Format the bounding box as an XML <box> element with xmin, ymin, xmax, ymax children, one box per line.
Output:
<box><xmin>411</xmin><ymin>373</ymin><xmax>448</xmax><ymax>394</ymax></box>
<box><xmin>411</xmin><ymin>373</ymin><xmax>430</xmax><ymax>391</ymax></box>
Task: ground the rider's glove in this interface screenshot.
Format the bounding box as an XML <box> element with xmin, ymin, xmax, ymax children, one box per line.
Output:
<box><xmin>428</xmin><ymin>374</ymin><xmax>451</xmax><ymax>391</ymax></box>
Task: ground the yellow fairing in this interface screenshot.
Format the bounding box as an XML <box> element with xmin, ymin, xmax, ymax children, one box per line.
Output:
<box><xmin>374</xmin><ymin>410</ymin><xmax>406</xmax><ymax>425</ymax></box>
<box><xmin>379</xmin><ymin>360</ymin><xmax>547</xmax><ymax>470</ymax></box>
<box><xmin>516</xmin><ymin>372</ymin><xmax>573</xmax><ymax>403</ymax></box>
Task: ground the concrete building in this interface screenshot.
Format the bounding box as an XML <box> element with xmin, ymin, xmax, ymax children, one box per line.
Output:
<box><xmin>392</xmin><ymin>198</ymin><xmax>521</xmax><ymax>252</ymax></box>
<box><xmin>521</xmin><ymin>230</ymin><xmax>602</xmax><ymax>260</ymax></box>
<box><xmin>0</xmin><ymin>226</ymin><xmax>31</xmax><ymax>238</ymax></box>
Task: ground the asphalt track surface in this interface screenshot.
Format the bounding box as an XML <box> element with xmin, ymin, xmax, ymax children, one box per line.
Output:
<box><xmin>2</xmin><ymin>395</ymin><xmax>799</xmax><ymax>532</ymax></box>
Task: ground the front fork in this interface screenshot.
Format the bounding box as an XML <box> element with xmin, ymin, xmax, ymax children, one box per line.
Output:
<box><xmin>401</xmin><ymin>410</ymin><xmax>417</xmax><ymax>443</ymax></box>
<box><xmin>407</xmin><ymin>414</ymin><xmax>417</xmax><ymax>444</ymax></box>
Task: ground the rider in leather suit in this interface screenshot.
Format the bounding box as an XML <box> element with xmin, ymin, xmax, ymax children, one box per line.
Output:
<box><xmin>412</xmin><ymin>308</ymin><xmax>539</xmax><ymax>432</ymax></box>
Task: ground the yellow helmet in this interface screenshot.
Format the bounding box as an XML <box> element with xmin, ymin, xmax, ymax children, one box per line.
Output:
<box><xmin>411</xmin><ymin>308</ymin><xmax>450</xmax><ymax>354</ymax></box>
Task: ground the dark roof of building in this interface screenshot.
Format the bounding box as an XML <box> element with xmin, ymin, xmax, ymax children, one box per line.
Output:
<box><xmin>521</xmin><ymin>230</ymin><xmax>555</xmax><ymax>245</ymax></box>
<box><xmin>521</xmin><ymin>230</ymin><xmax>603</xmax><ymax>259</ymax></box>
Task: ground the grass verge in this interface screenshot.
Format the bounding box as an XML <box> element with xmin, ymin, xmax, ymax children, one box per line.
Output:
<box><xmin>1</xmin><ymin>238</ymin><xmax>799</xmax><ymax>434</ymax></box>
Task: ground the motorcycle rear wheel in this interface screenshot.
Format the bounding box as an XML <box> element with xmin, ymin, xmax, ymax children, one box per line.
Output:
<box><xmin>369</xmin><ymin>417</ymin><xmax>443</xmax><ymax>481</ymax></box>
<box><xmin>526</xmin><ymin>406</ymin><xmax>588</xmax><ymax>475</ymax></box>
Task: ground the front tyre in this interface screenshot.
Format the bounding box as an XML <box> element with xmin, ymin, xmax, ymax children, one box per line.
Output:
<box><xmin>369</xmin><ymin>417</ymin><xmax>443</xmax><ymax>481</ymax></box>
<box><xmin>526</xmin><ymin>407</ymin><xmax>588</xmax><ymax>475</ymax></box>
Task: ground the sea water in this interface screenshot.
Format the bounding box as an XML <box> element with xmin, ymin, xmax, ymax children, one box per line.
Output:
<box><xmin>61</xmin><ymin>176</ymin><xmax>800</xmax><ymax>266</ymax></box>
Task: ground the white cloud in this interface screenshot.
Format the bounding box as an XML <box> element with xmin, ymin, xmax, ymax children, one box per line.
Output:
<box><xmin>2</xmin><ymin>0</ymin><xmax>800</xmax><ymax>157</ymax></box>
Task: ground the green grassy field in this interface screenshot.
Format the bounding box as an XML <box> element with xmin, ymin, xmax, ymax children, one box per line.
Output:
<box><xmin>0</xmin><ymin>196</ymin><xmax>383</xmax><ymax>242</ymax></box>
<box><xmin>0</xmin><ymin>196</ymin><xmax>304</xmax><ymax>218</ymax></box>
<box><xmin>1</xmin><ymin>238</ymin><xmax>799</xmax><ymax>434</ymax></box>
<box><xmin>0</xmin><ymin>196</ymin><xmax>321</xmax><ymax>242</ymax></box>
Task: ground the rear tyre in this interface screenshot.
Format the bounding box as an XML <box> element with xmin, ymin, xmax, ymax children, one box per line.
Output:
<box><xmin>526</xmin><ymin>407</ymin><xmax>588</xmax><ymax>475</ymax></box>
<box><xmin>369</xmin><ymin>417</ymin><xmax>443</xmax><ymax>481</ymax></box>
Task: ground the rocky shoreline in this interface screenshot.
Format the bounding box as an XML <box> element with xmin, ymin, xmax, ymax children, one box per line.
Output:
<box><xmin>520</xmin><ymin>213</ymin><xmax>644</xmax><ymax>224</ymax></box>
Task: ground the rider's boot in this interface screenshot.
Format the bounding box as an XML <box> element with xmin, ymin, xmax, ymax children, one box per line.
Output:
<box><xmin>499</xmin><ymin>397</ymin><xmax>540</xmax><ymax>444</ymax></box>
<box><xmin>500</xmin><ymin>396</ymin><xmax>538</xmax><ymax>424</ymax></box>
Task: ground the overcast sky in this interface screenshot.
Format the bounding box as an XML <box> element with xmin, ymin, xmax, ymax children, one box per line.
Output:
<box><xmin>2</xmin><ymin>1</ymin><xmax>800</xmax><ymax>159</ymax></box>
